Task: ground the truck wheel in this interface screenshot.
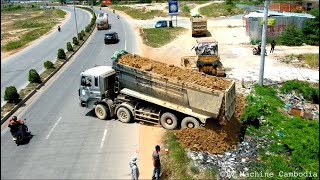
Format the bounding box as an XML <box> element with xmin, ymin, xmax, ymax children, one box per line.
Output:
<box><xmin>95</xmin><ymin>104</ymin><xmax>108</xmax><ymax>120</ymax></box>
<box><xmin>181</xmin><ymin>117</ymin><xmax>200</xmax><ymax>128</ymax></box>
<box><xmin>160</xmin><ymin>112</ymin><xmax>178</xmax><ymax>130</ymax></box>
<box><xmin>117</xmin><ymin>107</ymin><xmax>132</xmax><ymax>123</ymax></box>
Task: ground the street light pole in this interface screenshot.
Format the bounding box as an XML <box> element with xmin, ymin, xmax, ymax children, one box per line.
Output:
<box><xmin>73</xmin><ymin>1</ymin><xmax>79</xmax><ymax>36</ymax></box>
<box><xmin>258</xmin><ymin>0</ymin><xmax>270</xmax><ymax>86</ymax></box>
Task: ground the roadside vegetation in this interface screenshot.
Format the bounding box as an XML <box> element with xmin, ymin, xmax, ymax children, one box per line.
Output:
<box><xmin>1</xmin><ymin>4</ymin><xmax>66</xmax><ymax>52</ymax></box>
<box><xmin>280</xmin><ymin>53</ymin><xmax>319</xmax><ymax>68</ymax></box>
<box><xmin>161</xmin><ymin>80</ymin><xmax>319</xmax><ymax>179</ymax></box>
<box><xmin>199</xmin><ymin>2</ymin><xmax>245</xmax><ymax>17</ymax></box>
<box><xmin>140</xmin><ymin>27</ymin><xmax>187</xmax><ymax>48</ymax></box>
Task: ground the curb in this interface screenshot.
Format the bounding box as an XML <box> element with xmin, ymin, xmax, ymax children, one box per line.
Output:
<box><xmin>1</xmin><ymin>21</ymin><xmax>95</xmax><ymax>125</ymax></box>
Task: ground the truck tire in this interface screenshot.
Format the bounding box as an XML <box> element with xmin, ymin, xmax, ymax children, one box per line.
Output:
<box><xmin>117</xmin><ymin>107</ymin><xmax>132</xmax><ymax>123</ymax></box>
<box><xmin>95</xmin><ymin>104</ymin><xmax>108</xmax><ymax>120</ymax></box>
<box><xmin>181</xmin><ymin>117</ymin><xmax>200</xmax><ymax>128</ymax></box>
<box><xmin>160</xmin><ymin>112</ymin><xmax>178</xmax><ymax>130</ymax></box>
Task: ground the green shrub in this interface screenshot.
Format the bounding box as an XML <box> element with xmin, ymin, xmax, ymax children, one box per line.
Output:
<box><xmin>72</xmin><ymin>36</ymin><xmax>79</xmax><ymax>45</ymax></box>
<box><xmin>66</xmin><ymin>42</ymin><xmax>73</xmax><ymax>51</ymax></box>
<box><xmin>85</xmin><ymin>25</ymin><xmax>91</xmax><ymax>32</ymax></box>
<box><xmin>181</xmin><ymin>5</ymin><xmax>190</xmax><ymax>13</ymax></box>
<box><xmin>44</xmin><ymin>61</ymin><xmax>54</xmax><ymax>69</ymax></box>
<box><xmin>280</xmin><ymin>80</ymin><xmax>319</xmax><ymax>103</ymax></box>
<box><xmin>28</xmin><ymin>69</ymin><xmax>41</xmax><ymax>83</ymax></box>
<box><xmin>78</xmin><ymin>32</ymin><xmax>83</xmax><ymax>40</ymax></box>
<box><xmin>279</xmin><ymin>25</ymin><xmax>304</xmax><ymax>46</ymax></box>
<box><xmin>81</xmin><ymin>30</ymin><xmax>85</xmax><ymax>37</ymax></box>
<box><xmin>302</xmin><ymin>7</ymin><xmax>319</xmax><ymax>45</ymax></box>
<box><xmin>4</xmin><ymin>86</ymin><xmax>20</xmax><ymax>103</ymax></box>
<box><xmin>57</xmin><ymin>48</ymin><xmax>66</xmax><ymax>59</ymax></box>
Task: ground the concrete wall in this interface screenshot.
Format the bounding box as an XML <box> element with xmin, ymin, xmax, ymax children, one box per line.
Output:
<box><xmin>246</xmin><ymin>16</ymin><xmax>312</xmax><ymax>40</ymax></box>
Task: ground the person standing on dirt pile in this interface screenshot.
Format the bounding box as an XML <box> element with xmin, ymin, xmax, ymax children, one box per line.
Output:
<box><xmin>270</xmin><ymin>40</ymin><xmax>276</xmax><ymax>53</ymax></box>
<box><xmin>152</xmin><ymin>145</ymin><xmax>161</xmax><ymax>180</ymax></box>
<box><xmin>129</xmin><ymin>156</ymin><xmax>139</xmax><ymax>180</ymax></box>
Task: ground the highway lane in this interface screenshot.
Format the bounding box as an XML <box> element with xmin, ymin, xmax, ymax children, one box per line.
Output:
<box><xmin>1</xmin><ymin>6</ymin><xmax>92</xmax><ymax>107</ymax></box>
<box><xmin>1</xmin><ymin>8</ymin><xmax>140</xmax><ymax>179</ymax></box>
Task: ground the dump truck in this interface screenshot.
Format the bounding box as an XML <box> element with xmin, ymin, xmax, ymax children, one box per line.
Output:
<box><xmin>96</xmin><ymin>13</ymin><xmax>109</xmax><ymax>30</ymax></box>
<box><xmin>181</xmin><ymin>39</ymin><xmax>225</xmax><ymax>77</ymax></box>
<box><xmin>78</xmin><ymin>50</ymin><xmax>236</xmax><ymax>130</ymax></box>
<box><xmin>191</xmin><ymin>14</ymin><xmax>207</xmax><ymax>37</ymax></box>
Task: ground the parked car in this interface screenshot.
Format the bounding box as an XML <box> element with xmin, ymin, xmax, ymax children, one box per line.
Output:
<box><xmin>104</xmin><ymin>32</ymin><xmax>119</xmax><ymax>44</ymax></box>
<box><xmin>155</xmin><ymin>20</ymin><xmax>168</xmax><ymax>28</ymax></box>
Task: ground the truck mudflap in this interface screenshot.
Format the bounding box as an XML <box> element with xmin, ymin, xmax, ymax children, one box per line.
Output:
<box><xmin>224</xmin><ymin>81</ymin><xmax>236</xmax><ymax>120</ymax></box>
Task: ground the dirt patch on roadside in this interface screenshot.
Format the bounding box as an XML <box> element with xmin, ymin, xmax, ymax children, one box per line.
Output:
<box><xmin>118</xmin><ymin>53</ymin><xmax>232</xmax><ymax>90</ymax></box>
<box><xmin>175</xmin><ymin>93</ymin><xmax>246</xmax><ymax>154</ymax></box>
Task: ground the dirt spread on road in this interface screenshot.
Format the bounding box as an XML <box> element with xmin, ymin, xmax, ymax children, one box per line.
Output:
<box><xmin>175</xmin><ymin>93</ymin><xmax>246</xmax><ymax>154</ymax></box>
<box><xmin>117</xmin><ymin>53</ymin><xmax>232</xmax><ymax>90</ymax></box>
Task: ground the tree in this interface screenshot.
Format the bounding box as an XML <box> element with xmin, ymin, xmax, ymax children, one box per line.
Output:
<box><xmin>44</xmin><ymin>61</ymin><xmax>54</xmax><ymax>69</ymax></box>
<box><xmin>73</xmin><ymin>37</ymin><xmax>79</xmax><ymax>45</ymax></box>
<box><xmin>302</xmin><ymin>8</ymin><xmax>319</xmax><ymax>45</ymax></box>
<box><xmin>280</xmin><ymin>25</ymin><xmax>304</xmax><ymax>46</ymax></box>
<box><xmin>28</xmin><ymin>69</ymin><xmax>41</xmax><ymax>83</ymax></box>
<box><xmin>4</xmin><ymin>86</ymin><xmax>20</xmax><ymax>103</ymax></box>
<box><xmin>57</xmin><ymin>48</ymin><xmax>66</xmax><ymax>59</ymax></box>
<box><xmin>67</xmin><ymin>42</ymin><xmax>74</xmax><ymax>51</ymax></box>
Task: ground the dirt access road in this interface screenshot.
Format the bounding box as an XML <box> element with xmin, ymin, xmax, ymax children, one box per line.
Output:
<box><xmin>112</xmin><ymin>2</ymin><xmax>319</xmax><ymax>178</ymax></box>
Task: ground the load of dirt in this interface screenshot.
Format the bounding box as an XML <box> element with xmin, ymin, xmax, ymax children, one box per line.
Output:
<box><xmin>117</xmin><ymin>53</ymin><xmax>232</xmax><ymax>90</ymax></box>
<box><xmin>175</xmin><ymin>93</ymin><xmax>246</xmax><ymax>154</ymax></box>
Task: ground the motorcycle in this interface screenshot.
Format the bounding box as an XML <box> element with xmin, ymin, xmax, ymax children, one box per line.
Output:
<box><xmin>252</xmin><ymin>46</ymin><xmax>267</xmax><ymax>56</ymax></box>
<box><xmin>11</xmin><ymin>119</ymin><xmax>32</xmax><ymax>146</ymax></box>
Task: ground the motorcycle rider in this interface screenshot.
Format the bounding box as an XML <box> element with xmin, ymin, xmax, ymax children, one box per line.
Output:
<box><xmin>257</xmin><ymin>43</ymin><xmax>261</xmax><ymax>55</ymax></box>
<box><xmin>8</xmin><ymin>116</ymin><xmax>24</xmax><ymax>140</ymax></box>
<box><xmin>58</xmin><ymin>25</ymin><xmax>61</xmax><ymax>32</ymax></box>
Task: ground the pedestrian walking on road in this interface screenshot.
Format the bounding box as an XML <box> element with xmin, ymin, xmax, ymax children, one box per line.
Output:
<box><xmin>129</xmin><ymin>156</ymin><xmax>139</xmax><ymax>180</ymax></box>
<box><xmin>270</xmin><ymin>40</ymin><xmax>276</xmax><ymax>53</ymax></box>
<box><xmin>152</xmin><ymin>145</ymin><xmax>161</xmax><ymax>180</ymax></box>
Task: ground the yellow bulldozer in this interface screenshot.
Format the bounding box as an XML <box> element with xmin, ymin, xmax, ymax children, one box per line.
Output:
<box><xmin>181</xmin><ymin>39</ymin><xmax>225</xmax><ymax>77</ymax></box>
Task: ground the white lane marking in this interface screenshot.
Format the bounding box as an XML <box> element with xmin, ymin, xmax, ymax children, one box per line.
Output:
<box><xmin>45</xmin><ymin>117</ymin><xmax>62</xmax><ymax>140</ymax></box>
<box><xmin>120</xmin><ymin>19</ymin><xmax>127</xmax><ymax>50</ymax></box>
<box><xmin>100</xmin><ymin>129</ymin><xmax>108</xmax><ymax>149</ymax></box>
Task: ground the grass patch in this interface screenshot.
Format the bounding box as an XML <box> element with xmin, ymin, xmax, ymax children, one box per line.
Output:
<box><xmin>161</xmin><ymin>131</ymin><xmax>192</xmax><ymax>179</ymax></box>
<box><xmin>110</xmin><ymin>5</ymin><xmax>166</xmax><ymax>19</ymax></box>
<box><xmin>199</xmin><ymin>2</ymin><xmax>245</xmax><ymax>17</ymax></box>
<box><xmin>241</xmin><ymin>83</ymin><xmax>319</xmax><ymax>175</ymax></box>
<box><xmin>140</xmin><ymin>27</ymin><xmax>186</xmax><ymax>47</ymax></box>
<box><xmin>1</xmin><ymin>9</ymin><xmax>66</xmax><ymax>52</ymax></box>
<box><xmin>286</xmin><ymin>53</ymin><xmax>319</xmax><ymax>68</ymax></box>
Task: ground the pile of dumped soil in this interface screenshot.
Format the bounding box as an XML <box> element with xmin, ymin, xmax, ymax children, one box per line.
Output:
<box><xmin>175</xmin><ymin>94</ymin><xmax>246</xmax><ymax>154</ymax></box>
<box><xmin>117</xmin><ymin>53</ymin><xmax>232</xmax><ymax>90</ymax></box>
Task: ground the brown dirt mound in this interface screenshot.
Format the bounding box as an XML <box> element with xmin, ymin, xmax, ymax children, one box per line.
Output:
<box><xmin>175</xmin><ymin>93</ymin><xmax>246</xmax><ymax>154</ymax></box>
<box><xmin>117</xmin><ymin>53</ymin><xmax>232</xmax><ymax>90</ymax></box>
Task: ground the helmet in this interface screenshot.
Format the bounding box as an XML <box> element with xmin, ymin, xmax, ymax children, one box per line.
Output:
<box><xmin>12</xmin><ymin>116</ymin><xmax>17</xmax><ymax>121</ymax></box>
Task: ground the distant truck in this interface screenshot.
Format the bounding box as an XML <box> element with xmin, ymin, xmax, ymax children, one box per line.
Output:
<box><xmin>96</xmin><ymin>13</ymin><xmax>109</xmax><ymax>30</ymax></box>
<box><xmin>101</xmin><ymin>0</ymin><xmax>111</xmax><ymax>7</ymax></box>
<box><xmin>190</xmin><ymin>14</ymin><xmax>207</xmax><ymax>37</ymax></box>
<box><xmin>78</xmin><ymin>50</ymin><xmax>236</xmax><ymax>130</ymax></box>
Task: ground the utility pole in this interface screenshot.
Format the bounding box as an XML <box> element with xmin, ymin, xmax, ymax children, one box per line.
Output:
<box><xmin>258</xmin><ymin>0</ymin><xmax>270</xmax><ymax>86</ymax></box>
<box><xmin>73</xmin><ymin>1</ymin><xmax>79</xmax><ymax>36</ymax></box>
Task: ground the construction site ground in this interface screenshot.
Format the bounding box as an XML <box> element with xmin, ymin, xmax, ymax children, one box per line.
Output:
<box><xmin>111</xmin><ymin>3</ymin><xmax>319</xmax><ymax>178</ymax></box>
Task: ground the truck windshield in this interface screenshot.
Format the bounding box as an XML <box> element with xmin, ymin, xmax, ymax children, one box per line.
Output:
<box><xmin>81</xmin><ymin>76</ymin><xmax>92</xmax><ymax>87</ymax></box>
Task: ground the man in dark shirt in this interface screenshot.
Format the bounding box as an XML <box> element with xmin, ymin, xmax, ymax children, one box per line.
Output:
<box><xmin>270</xmin><ymin>40</ymin><xmax>276</xmax><ymax>53</ymax></box>
<box><xmin>152</xmin><ymin>145</ymin><xmax>161</xmax><ymax>180</ymax></box>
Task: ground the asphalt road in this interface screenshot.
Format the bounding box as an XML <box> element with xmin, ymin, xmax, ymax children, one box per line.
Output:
<box><xmin>1</xmin><ymin>7</ymin><xmax>140</xmax><ymax>179</ymax></box>
<box><xmin>1</xmin><ymin>6</ymin><xmax>92</xmax><ymax>107</ymax></box>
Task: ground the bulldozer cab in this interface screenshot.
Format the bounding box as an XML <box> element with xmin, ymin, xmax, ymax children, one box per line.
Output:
<box><xmin>193</xmin><ymin>39</ymin><xmax>219</xmax><ymax>56</ymax></box>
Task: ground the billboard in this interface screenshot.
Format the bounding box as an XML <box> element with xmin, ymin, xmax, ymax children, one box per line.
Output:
<box><xmin>168</xmin><ymin>0</ymin><xmax>178</xmax><ymax>15</ymax></box>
